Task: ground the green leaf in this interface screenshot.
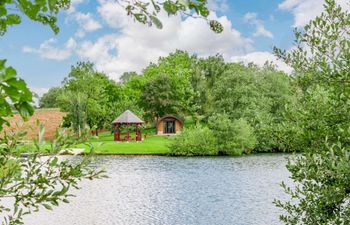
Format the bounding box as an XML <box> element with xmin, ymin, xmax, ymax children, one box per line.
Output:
<box><xmin>16</xmin><ymin>102</ymin><xmax>34</xmax><ymax>119</ymax></box>
<box><xmin>0</xmin><ymin>6</ymin><xmax>7</xmax><ymax>16</ymax></box>
<box><xmin>5</xmin><ymin>78</ymin><xmax>26</xmax><ymax>89</ymax></box>
<box><xmin>163</xmin><ymin>1</ymin><xmax>177</xmax><ymax>15</ymax></box>
<box><xmin>133</xmin><ymin>13</ymin><xmax>147</xmax><ymax>23</ymax></box>
<box><xmin>150</xmin><ymin>15</ymin><xmax>163</xmax><ymax>29</ymax></box>
<box><xmin>42</xmin><ymin>204</ymin><xmax>53</xmax><ymax>210</ymax></box>
<box><xmin>4</xmin><ymin>66</ymin><xmax>17</xmax><ymax>80</ymax></box>
<box><xmin>6</xmin><ymin>14</ymin><xmax>21</xmax><ymax>25</ymax></box>
<box><xmin>0</xmin><ymin>59</ymin><xmax>6</xmax><ymax>68</ymax></box>
<box><xmin>2</xmin><ymin>86</ymin><xmax>20</xmax><ymax>101</ymax></box>
<box><xmin>49</xmin><ymin>157</ymin><xmax>58</xmax><ymax>167</ymax></box>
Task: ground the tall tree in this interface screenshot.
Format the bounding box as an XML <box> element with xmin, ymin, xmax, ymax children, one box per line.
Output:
<box><xmin>274</xmin><ymin>1</ymin><xmax>350</xmax><ymax>224</ymax></box>
<box><xmin>39</xmin><ymin>87</ymin><xmax>62</xmax><ymax>108</ymax></box>
<box><xmin>60</xmin><ymin>62</ymin><xmax>114</xmax><ymax>135</ymax></box>
<box><xmin>191</xmin><ymin>54</ymin><xmax>227</xmax><ymax>115</ymax></box>
<box><xmin>141</xmin><ymin>74</ymin><xmax>180</xmax><ymax>121</ymax></box>
<box><xmin>141</xmin><ymin>50</ymin><xmax>196</xmax><ymax>121</ymax></box>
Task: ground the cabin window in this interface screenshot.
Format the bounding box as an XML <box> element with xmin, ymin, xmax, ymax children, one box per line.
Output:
<box><xmin>164</xmin><ymin>120</ymin><xmax>175</xmax><ymax>134</ymax></box>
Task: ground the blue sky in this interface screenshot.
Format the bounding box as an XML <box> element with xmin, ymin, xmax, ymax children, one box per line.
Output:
<box><xmin>0</xmin><ymin>0</ymin><xmax>342</xmax><ymax>95</ymax></box>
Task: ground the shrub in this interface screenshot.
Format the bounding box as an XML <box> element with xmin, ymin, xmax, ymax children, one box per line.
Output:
<box><xmin>208</xmin><ymin>114</ymin><xmax>256</xmax><ymax>155</ymax></box>
<box><xmin>169</xmin><ymin>125</ymin><xmax>217</xmax><ymax>156</ymax></box>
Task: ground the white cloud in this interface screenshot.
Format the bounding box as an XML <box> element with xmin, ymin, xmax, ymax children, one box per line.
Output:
<box><xmin>208</xmin><ymin>0</ymin><xmax>229</xmax><ymax>13</ymax></box>
<box><xmin>244</xmin><ymin>12</ymin><xmax>273</xmax><ymax>38</ymax></box>
<box><xmin>75</xmin><ymin>12</ymin><xmax>102</xmax><ymax>32</ymax></box>
<box><xmin>279</xmin><ymin>0</ymin><xmax>350</xmax><ymax>27</ymax></box>
<box><xmin>76</xmin><ymin>0</ymin><xmax>253</xmax><ymax>80</ymax></box>
<box><xmin>22</xmin><ymin>38</ymin><xmax>76</xmax><ymax>61</ymax></box>
<box><xmin>66</xmin><ymin>0</ymin><xmax>85</xmax><ymax>14</ymax></box>
<box><xmin>67</xmin><ymin>12</ymin><xmax>102</xmax><ymax>38</ymax></box>
<box><xmin>230</xmin><ymin>51</ymin><xmax>293</xmax><ymax>74</ymax></box>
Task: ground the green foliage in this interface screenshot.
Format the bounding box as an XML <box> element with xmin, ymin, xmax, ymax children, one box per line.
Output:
<box><xmin>211</xmin><ymin>63</ymin><xmax>293</xmax><ymax>152</ymax></box>
<box><xmin>0</xmin><ymin>60</ymin><xmax>33</xmax><ymax>131</ymax></box>
<box><xmin>39</xmin><ymin>87</ymin><xmax>62</xmax><ymax>108</ymax></box>
<box><xmin>58</xmin><ymin>62</ymin><xmax>119</xmax><ymax>135</ymax></box>
<box><xmin>141</xmin><ymin>50</ymin><xmax>197</xmax><ymax>120</ymax></box>
<box><xmin>169</xmin><ymin>125</ymin><xmax>217</xmax><ymax>156</ymax></box>
<box><xmin>1</xmin><ymin>0</ymin><xmax>223</xmax><ymax>224</ymax></box>
<box><xmin>122</xmin><ymin>0</ymin><xmax>223</xmax><ymax>33</ymax></box>
<box><xmin>275</xmin><ymin>141</ymin><xmax>350</xmax><ymax>224</ymax></box>
<box><xmin>60</xmin><ymin>91</ymin><xmax>88</xmax><ymax>137</ymax></box>
<box><xmin>119</xmin><ymin>71</ymin><xmax>139</xmax><ymax>84</ymax></box>
<box><xmin>0</xmin><ymin>1</ymin><xmax>223</xmax><ymax>35</ymax></box>
<box><xmin>208</xmin><ymin>114</ymin><xmax>256</xmax><ymax>156</ymax></box>
<box><xmin>191</xmin><ymin>54</ymin><xmax>227</xmax><ymax>115</ymax></box>
<box><xmin>0</xmin><ymin>123</ymin><xmax>106</xmax><ymax>225</ymax></box>
<box><xmin>141</xmin><ymin>74</ymin><xmax>181</xmax><ymax>120</ymax></box>
<box><xmin>0</xmin><ymin>0</ymin><xmax>71</xmax><ymax>35</ymax></box>
<box><xmin>274</xmin><ymin>0</ymin><xmax>350</xmax><ymax>224</ymax></box>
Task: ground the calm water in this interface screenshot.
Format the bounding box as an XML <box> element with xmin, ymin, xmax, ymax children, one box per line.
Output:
<box><xmin>24</xmin><ymin>154</ymin><xmax>290</xmax><ymax>225</ymax></box>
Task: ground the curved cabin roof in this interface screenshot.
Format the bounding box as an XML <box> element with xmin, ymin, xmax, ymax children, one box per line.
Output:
<box><xmin>157</xmin><ymin>115</ymin><xmax>183</xmax><ymax>126</ymax></box>
<box><xmin>112</xmin><ymin>110</ymin><xmax>144</xmax><ymax>124</ymax></box>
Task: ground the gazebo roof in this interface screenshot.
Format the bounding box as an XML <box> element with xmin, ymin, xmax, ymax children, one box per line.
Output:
<box><xmin>112</xmin><ymin>110</ymin><xmax>144</xmax><ymax>124</ymax></box>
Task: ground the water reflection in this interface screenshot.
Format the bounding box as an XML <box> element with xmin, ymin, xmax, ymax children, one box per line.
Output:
<box><xmin>24</xmin><ymin>154</ymin><xmax>290</xmax><ymax>225</ymax></box>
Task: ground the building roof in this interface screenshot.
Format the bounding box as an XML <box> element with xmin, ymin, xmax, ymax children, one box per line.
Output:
<box><xmin>112</xmin><ymin>110</ymin><xmax>144</xmax><ymax>124</ymax></box>
<box><xmin>157</xmin><ymin>115</ymin><xmax>183</xmax><ymax>125</ymax></box>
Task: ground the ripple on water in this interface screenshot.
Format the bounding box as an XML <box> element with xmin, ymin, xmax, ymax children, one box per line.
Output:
<box><xmin>23</xmin><ymin>154</ymin><xmax>290</xmax><ymax>225</ymax></box>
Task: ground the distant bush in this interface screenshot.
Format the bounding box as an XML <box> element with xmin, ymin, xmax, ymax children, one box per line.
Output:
<box><xmin>169</xmin><ymin>125</ymin><xmax>217</xmax><ymax>156</ymax></box>
<box><xmin>208</xmin><ymin>114</ymin><xmax>256</xmax><ymax>155</ymax></box>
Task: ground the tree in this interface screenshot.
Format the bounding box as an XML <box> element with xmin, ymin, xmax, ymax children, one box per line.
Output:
<box><xmin>1</xmin><ymin>0</ymin><xmax>222</xmax><ymax>223</ymax></box>
<box><xmin>59</xmin><ymin>62</ymin><xmax>115</xmax><ymax>135</ymax></box>
<box><xmin>274</xmin><ymin>1</ymin><xmax>350</xmax><ymax>224</ymax></box>
<box><xmin>169</xmin><ymin>125</ymin><xmax>217</xmax><ymax>156</ymax></box>
<box><xmin>208</xmin><ymin>114</ymin><xmax>256</xmax><ymax>155</ymax></box>
<box><xmin>39</xmin><ymin>87</ymin><xmax>62</xmax><ymax>108</ymax></box>
<box><xmin>119</xmin><ymin>71</ymin><xmax>139</xmax><ymax>84</ymax></box>
<box><xmin>191</xmin><ymin>54</ymin><xmax>227</xmax><ymax>115</ymax></box>
<box><xmin>141</xmin><ymin>74</ymin><xmax>180</xmax><ymax>120</ymax></box>
<box><xmin>211</xmin><ymin>63</ymin><xmax>294</xmax><ymax>152</ymax></box>
<box><xmin>141</xmin><ymin>51</ymin><xmax>196</xmax><ymax>121</ymax></box>
<box><xmin>60</xmin><ymin>91</ymin><xmax>88</xmax><ymax>137</ymax></box>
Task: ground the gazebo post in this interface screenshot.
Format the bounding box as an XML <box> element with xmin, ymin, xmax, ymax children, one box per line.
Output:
<box><xmin>113</xmin><ymin>124</ymin><xmax>117</xmax><ymax>141</ymax></box>
<box><xmin>117</xmin><ymin>124</ymin><xmax>121</xmax><ymax>141</ymax></box>
<box><xmin>138</xmin><ymin>123</ymin><xmax>142</xmax><ymax>141</ymax></box>
<box><xmin>114</xmin><ymin>124</ymin><xmax>121</xmax><ymax>142</ymax></box>
<box><xmin>136</xmin><ymin>123</ymin><xmax>141</xmax><ymax>142</ymax></box>
<box><xmin>126</xmin><ymin>123</ymin><xmax>130</xmax><ymax>142</ymax></box>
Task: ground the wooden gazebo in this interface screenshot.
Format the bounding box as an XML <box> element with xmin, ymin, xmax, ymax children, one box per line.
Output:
<box><xmin>111</xmin><ymin>110</ymin><xmax>144</xmax><ymax>142</ymax></box>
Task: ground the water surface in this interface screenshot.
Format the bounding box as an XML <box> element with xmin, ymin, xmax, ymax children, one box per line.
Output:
<box><xmin>24</xmin><ymin>154</ymin><xmax>290</xmax><ymax>225</ymax></box>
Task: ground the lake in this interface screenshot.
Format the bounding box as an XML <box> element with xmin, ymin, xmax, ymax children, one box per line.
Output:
<box><xmin>24</xmin><ymin>154</ymin><xmax>290</xmax><ymax>225</ymax></box>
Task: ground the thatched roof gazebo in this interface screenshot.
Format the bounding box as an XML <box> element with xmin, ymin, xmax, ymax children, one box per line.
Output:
<box><xmin>111</xmin><ymin>110</ymin><xmax>144</xmax><ymax>142</ymax></box>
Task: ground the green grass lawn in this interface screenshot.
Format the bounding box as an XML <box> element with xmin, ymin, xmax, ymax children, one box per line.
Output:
<box><xmin>77</xmin><ymin>132</ymin><xmax>172</xmax><ymax>155</ymax></box>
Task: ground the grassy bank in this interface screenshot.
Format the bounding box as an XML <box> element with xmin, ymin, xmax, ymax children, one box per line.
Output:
<box><xmin>77</xmin><ymin>132</ymin><xmax>172</xmax><ymax>155</ymax></box>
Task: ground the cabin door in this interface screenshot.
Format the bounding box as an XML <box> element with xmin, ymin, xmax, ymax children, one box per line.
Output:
<box><xmin>164</xmin><ymin>120</ymin><xmax>176</xmax><ymax>134</ymax></box>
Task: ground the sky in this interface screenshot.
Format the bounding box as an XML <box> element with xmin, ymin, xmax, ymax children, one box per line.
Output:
<box><xmin>0</xmin><ymin>0</ymin><xmax>349</xmax><ymax>96</ymax></box>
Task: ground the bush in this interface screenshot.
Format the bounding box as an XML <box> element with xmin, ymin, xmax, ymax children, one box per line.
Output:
<box><xmin>208</xmin><ymin>114</ymin><xmax>256</xmax><ymax>155</ymax></box>
<box><xmin>169</xmin><ymin>125</ymin><xmax>217</xmax><ymax>156</ymax></box>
